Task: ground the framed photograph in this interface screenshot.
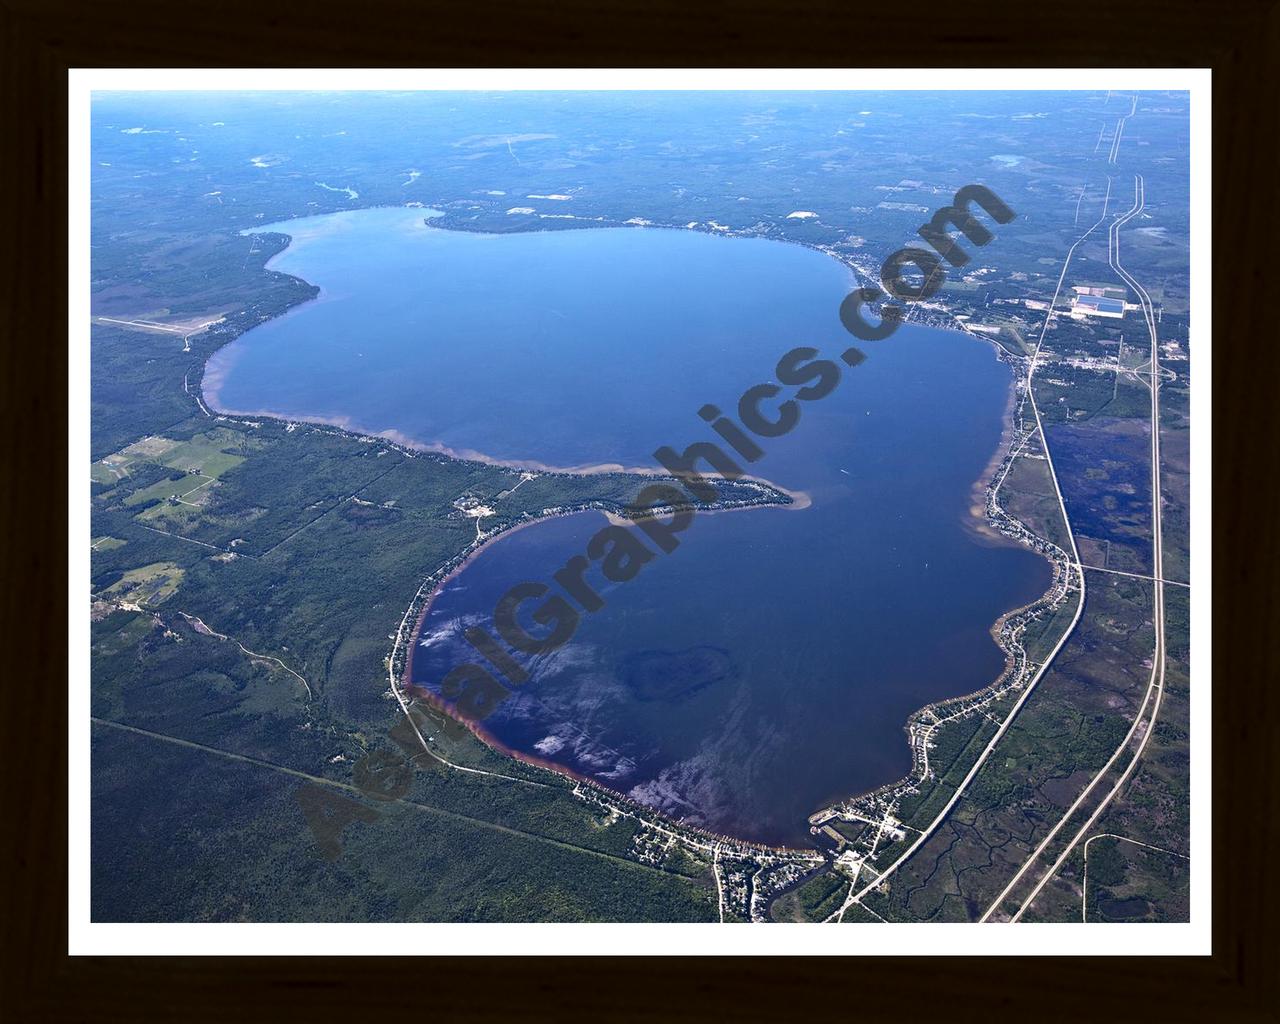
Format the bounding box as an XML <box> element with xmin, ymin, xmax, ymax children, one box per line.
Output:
<box><xmin>5</xmin><ymin>2</ymin><xmax>1275</xmax><ymax>1018</ymax></box>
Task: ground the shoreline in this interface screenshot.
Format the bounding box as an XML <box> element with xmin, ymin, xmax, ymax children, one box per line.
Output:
<box><xmin>196</xmin><ymin>207</ymin><xmax>1061</xmax><ymax>856</ymax></box>
<box><xmin>200</xmin><ymin>394</ymin><xmax>813</xmax><ymax>508</ymax></box>
<box><xmin>828</xmin><ymin>340</ymin><xmax>1069</xmax><ymax>824</ymax></box>
<box><xmin>963</xmin><ymin>352</ymin><xmax>1024</xmax><ymax>545</ymax></box>
<box><xmin>396</xmin><ymin>507</ymin><xmax>808</xmax><ymax>857</ymax></box>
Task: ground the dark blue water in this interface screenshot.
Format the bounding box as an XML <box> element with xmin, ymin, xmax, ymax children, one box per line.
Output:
<box><xmin>210</xmin><ymin>206</ymin><xmax>1051</xmax><ymax>846</ymax></box>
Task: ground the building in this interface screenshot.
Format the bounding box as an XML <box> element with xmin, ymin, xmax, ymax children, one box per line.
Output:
<box><xmin>1071</xmin><ymin>286</ymin><xmax>1127</xmax><ymax>319</ymax></box>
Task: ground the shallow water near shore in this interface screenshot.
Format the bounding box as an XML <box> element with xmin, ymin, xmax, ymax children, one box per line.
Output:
<box><xmin>209</xmin><ymin>206</ymin><xmax>1051</xmax><ymax>846</ymax></box>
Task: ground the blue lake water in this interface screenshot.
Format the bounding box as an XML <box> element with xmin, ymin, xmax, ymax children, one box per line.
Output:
<box><xmin>208</xmin><ymin>206</ymin><xmax>1051</xmax><ymax>846</ymax></box>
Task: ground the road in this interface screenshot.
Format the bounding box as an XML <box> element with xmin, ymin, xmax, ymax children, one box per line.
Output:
<box><xmin>178</xmin><ymin>611</ymin><xmax>314</xmax><ymax>700</ymax></box>
<box><xmin>1080</xmin><ymin>833</ymin><xmax>1187</xmax><ymax>922</ymax></box>
<box><xmin>993</xmin><ymin>172</ymin><xmax>1169</xmax><ymax>922</ymax></box>
<box><xmin>1107</xmin><ymin>94</ymin><xmax>1138</xmax><ymax>165</ymax></box>
<box><xmin>978</xmin><ymin>177</ymin><xmax>1157</xmax><ymax>918</ymax></box>
<box><xmin>1082</xmin><ymin>565</ymin><xmax>1188</xmax><ymax>588</ymax></box>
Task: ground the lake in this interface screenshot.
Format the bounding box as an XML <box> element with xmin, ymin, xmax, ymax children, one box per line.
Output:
<box><xmin>207</xmin><ymin>206</ymin><xmax>1051</xmax><ymax>847</ymax></box>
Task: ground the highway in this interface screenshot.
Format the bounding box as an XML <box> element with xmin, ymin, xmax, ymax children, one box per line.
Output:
<box><xmin>1107</xmin><ymin>94</ymin><xmax>1138</xmax><ymax>165</ymax></box>
<box><xmin>995</xmin><ymin>173</ymin><xmax>1169</xmax><ymax>922</ymax></box>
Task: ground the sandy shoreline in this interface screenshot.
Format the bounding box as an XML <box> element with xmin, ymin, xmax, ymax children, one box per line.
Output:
<box><xmin>203</xmin><ymin>387</ymin><xmax>815</xmax><ymax>510</ymax></box>
<box><xmin>962</xmin><ymin>348</ymin><xmax>1026</xmax><ymax>548</ymax></box>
